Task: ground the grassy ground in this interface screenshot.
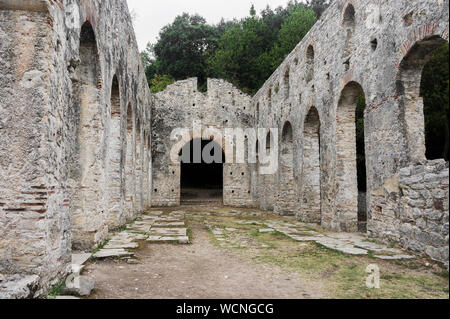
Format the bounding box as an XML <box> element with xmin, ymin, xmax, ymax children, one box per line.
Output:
<box><xmin>191</xmin><ymin>212</ymin><xmax>449</xmax><ymax>299</ymax></box>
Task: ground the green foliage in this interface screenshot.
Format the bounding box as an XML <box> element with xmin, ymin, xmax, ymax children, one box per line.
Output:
<box><xmin>420</xmin><ymin>43</ymin><xmax>449</xmax><ymax>161</ymax></box>
<box><xmin>208</xmin><ymin>3</ymin><xmax>317</xmax><ymax>94</ymax></box>
<box><xmin>142</xmin><ymin>1</ymin><xmax>324</xmax><ymax>95</ymax></box>
<box><xmin>269</xmin><ymin>7</ymin><xmax>317</xmax><ymax>69</ymax></box>
<box><xmin>149</xmin><ymin>74</ymin><xmax>175</xmax><ymax>94</ymax></box>
<box><xmin>145</xmin><ymin>13</ymin><xmax>222</xmax><ymax>89</ymax></box>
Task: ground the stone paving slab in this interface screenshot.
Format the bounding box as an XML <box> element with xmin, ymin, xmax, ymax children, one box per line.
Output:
<box><xmin>149</xmin><ymin>228</ymin><xmax>187</xmax><ymax>236</ymax></box>
<box><xmin>72</xmin><ymin>253</ymin><xmax>92</xmax><ymax>266</ymax></box>
<box><xmin>146</xmin><ymin>235</ymin><xmax>189</xmax><ymax>244</ymax></box>
<box><xmin>93</xmin><ymin>249</ymin><xmax>134</xmax><ymax>259</ymax></box>
<box><xmin>103</xmin><ymin>241</ymin><xmax>139</xmax><ymax>250</ymax></box>
<box><xmin>147</xmin><ymin>211</ymin><xmax>164</xmax><ymax>216</ymax></box>
<box><xmin>153</xmin><ymin>221</ymin><xmax>185</xmax><ymax>228</ymax></box>
<box><xmin>264</xmin><ymin>220</ymin><xmax>414</xmax><ymax>260</ymax></box>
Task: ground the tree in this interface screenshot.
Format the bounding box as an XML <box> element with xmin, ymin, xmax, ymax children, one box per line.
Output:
<box><xmin>250</xmin><ymin>4</ymin><xmax>256</xmax><ymax>17</ymax></box>
<box><xmin>207</xmin><ymin>16</ymin><xmax>274</xmax><ymax>94</ymax></box>
<box><xmin>269</xmin><ymin>6</ymin><xmax>317</xmax><ymax>69</ymax></box>
<box><xmin>150</xmin><ymin>13</ymin><xmax>221</xmax><ymax>89</ymax></box>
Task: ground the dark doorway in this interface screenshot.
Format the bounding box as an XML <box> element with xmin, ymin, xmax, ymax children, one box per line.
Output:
<box><xmin>180</xmin><ymin>139</ymin><xmax>224</xmax><ymax>204</ymax></box>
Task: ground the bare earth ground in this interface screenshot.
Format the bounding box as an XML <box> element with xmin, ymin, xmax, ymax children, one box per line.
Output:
<box><xmin>85</xmin><ymin>206</ymin><xmax>449</xmax><ymax>299</ymax></box>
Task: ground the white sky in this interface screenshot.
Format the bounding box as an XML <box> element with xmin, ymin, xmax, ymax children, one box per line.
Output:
<box><xmin>127</xmin><ymin>0</ymin><xmax>296</xmax><ymax>51</ymax></box>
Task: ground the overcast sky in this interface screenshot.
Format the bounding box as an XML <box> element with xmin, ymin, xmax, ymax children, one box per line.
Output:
<box><xmin>127</xmin><ymin>0</ymin><xmax>296</xmax><ymax>51</ymax></box>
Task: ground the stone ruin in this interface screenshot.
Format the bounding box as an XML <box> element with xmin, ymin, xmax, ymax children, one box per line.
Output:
<box><xmin>0</xmin><ymin>0</ymin><xmax>449</xmax><ymax>297</ymax></box>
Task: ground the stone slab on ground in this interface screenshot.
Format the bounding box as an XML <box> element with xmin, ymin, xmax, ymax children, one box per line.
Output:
<box><xmin>149</xmin><ymin>228</ymin><xmax>187</xmax><ymax>236</ymax></box>
<box><xmin>147</xmin><ymin>211</ymin><xmax>164</xmax><ymax>216</ymax></box>
<box><xmin>72</xmin><ymin>253</ymin><xmax>92</xmax><ymax>266</ymax></box>
<box><xmin>265</xmin><ymin>221</ymin><xmax>414</xmax><ymax>260</ymax></box>
<box><xmin>104</xmin><ymin>241</ymin><xmax>139</xmax><ymax>250</ymax></box>
<box><xmin>153</xmin><ymin>221</ymin><xmax>185</xmax><ymax>228</ymax></box>
<box><xmin>146</xmin><ymin>236</ymin><xmax>190</xmax><ymax>244</ymax></box>
<box><xmin>93</xmin><ymin>249</ymin><xmax>134</xmax><ymax>259</ymax></box>
<box><xmin>54</xmin><ymin>296</ymin><xmax>80</xmax><ymax>299</ymax></box>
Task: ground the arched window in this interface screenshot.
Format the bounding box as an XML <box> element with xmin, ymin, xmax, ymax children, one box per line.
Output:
<box><xmin>397</xmin><ymin>35</ymin><xmax>448</xmax><ymax>163</ymax></box>
<box><xmin>342</xmin><ymin>4</ymin><xmax>356</xmax><ymax>58</ymax></box>
<box><xmin>343</xmin><ymin>4</ymin><xmax>355</xmax><ymax>27</ymax></box>
<box><xmin>282</xmin><ymin>121</ymin><xmax>293</xmax><ymax>143</ymax></box>
<box><xmin>306</xmin><ymin>45</ymin><xmax>315</xmax><ymax>83</ymax></box>
<box><xmin>283</xmin><ymin>67</ymin><xmax>290</xmax><ymax>99</ymax></box>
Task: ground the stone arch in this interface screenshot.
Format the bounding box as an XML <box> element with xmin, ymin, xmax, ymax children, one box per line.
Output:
<box><xmin>342</xmin><ymin>3</ymin><xmax>356</xmax><ymax>58</ymax></box>
<box><xmin>342</xmin><ymin>3</ymin><xmax>355</xmax><ymax>27</ymax></box>
<box><xmin>124</xmin><ymin>102</ymin><xmax>134</xmax><ymax>220</ymax></box>
<box><xmin>276</xmin><ymin>121</ymin><xmax>296</xmax><ymax>216</ymax></box>
<box><xmin>306</xmin><ymin>45</ymin><xmax>315</xmax><ymax>83</ymax></box>
<box><xmin>336</xmin><ymin>81</ymin><xmax>366</xmax><ymax>232</ymax></box>
<box><xmin>301</xmin><ymin>106</ymin><xmax>321</xmax><ymax>223</ymax></box>
<box><xmin>397</xmin><ymin>35</ymin><xmax>448</xmax><ymax>163</ymax></box>
<box><xmin>69</xmin><ymin>21</ymin><xmax>106</xmax><ymax>249</ymax></box>
<box><xmin>106</xmin><ymin>74</ymin><xmax>125</xmax><ymax>229</ymax></box>
<box><xmin>283</xmin><ymin>67</ymin><xmax>290</xmax><ymax>99</ymax></box>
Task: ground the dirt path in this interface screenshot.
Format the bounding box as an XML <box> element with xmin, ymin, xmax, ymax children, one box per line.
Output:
<box><xmin>86</xmin><ymin>221</ymin><xmax>323</xmax><ymax>299</ymax></box>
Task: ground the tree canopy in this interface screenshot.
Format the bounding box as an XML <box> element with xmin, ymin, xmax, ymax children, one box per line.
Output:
<box><xmin>142</xmin><ymin>1</ymin><xmax>323</xmax><ymax>94</ymax></box>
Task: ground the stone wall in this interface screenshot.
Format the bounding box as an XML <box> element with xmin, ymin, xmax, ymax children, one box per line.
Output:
<box><xmin>149</xmin><ymin>0</ymin><xmax>449</xmax><ymax>267</ymax></box>
<box><xmin>151</xmin><ymin>78</ymin><xmax>254</xmax><ymax>207</ymax></box>
<box><xmin>369</xmin><ymin>160</ymin><xmax>449</xmax><ymax>267</ymax></box>
<box><xmin>250</xmin><ymin>0</ymin><xmax>448</xmax><ymax>262</ymax></box>
<box><xmin>0</xmin><ymin>0</ymin><xmax>151</xmax><ymax>295</ymax></box>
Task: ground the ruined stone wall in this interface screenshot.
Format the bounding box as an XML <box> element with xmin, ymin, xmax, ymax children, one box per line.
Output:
<box><xmin>151</xmin><ymin>78</ymin><xmax>254</xmax><ymax>207</ymax></box>
<box><xmin>370</xmin><ymin>160</ymin><xmax>449</xmax><ymax>267</ymax></box>
<box><xmin>0</xmin><ymin>0</ymin><xmax>151</xmax><ymax>295</ymax></box>
<box><xmin>251</xmin><ymin>0</ymin><xmax>448</xmax><ymax>263</ymax></box>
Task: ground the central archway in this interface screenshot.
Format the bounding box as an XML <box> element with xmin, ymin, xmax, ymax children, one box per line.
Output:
<box><xmin>179</xmin><ymin>139</ymin><xmax>225</xmax><ymax>204</ymax></box>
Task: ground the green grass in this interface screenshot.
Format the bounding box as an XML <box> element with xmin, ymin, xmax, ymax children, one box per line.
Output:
<box><xmin>91</xmin><ymin>238</ymin><xmax>110</xmax><ymax>255</ymax></box>
<box><xmin>202</xmin><ymin>214</ymin><xmax>449</xmax><ymax>299</ymax></box>
<box><xmin>48</xmin><ymin>279</ymin><xmax>66</xmax><ymax>298</ymax></box>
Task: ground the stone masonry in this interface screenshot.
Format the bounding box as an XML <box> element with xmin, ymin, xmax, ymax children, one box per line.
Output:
<box><xmin>0</xmin><ymin>0</ymin><xmax>449</xmax><ymax>298</ymax></box>
<box><xmin>0</xmin><ymin>0</ymin><xmax>151</xmax><ymax>296</ymax></box>
<box><xmin>151</xmin><ymin>0</ymin><xmax>449</xmax><ymax>268</ymax></box>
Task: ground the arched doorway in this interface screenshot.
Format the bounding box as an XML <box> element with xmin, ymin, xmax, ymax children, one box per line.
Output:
<box><xmin>179</xmin><ymin>139</ymin><xmax>225</xmax><ymax>204</ymax></box>
<box><xmin>336</xmin><ymin>81</ymin><xmax>366</xmax><ymax>232</ymax></box>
